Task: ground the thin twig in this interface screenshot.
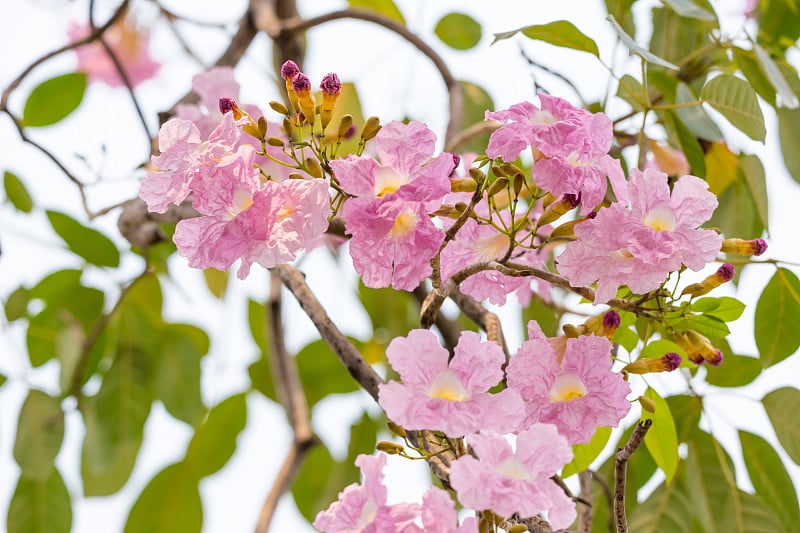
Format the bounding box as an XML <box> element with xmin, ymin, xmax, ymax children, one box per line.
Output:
<box><xmin>279</xmin><ymin>8</ymin><xmax>463</xmax><ymax>145</ymax></box>
<box><xmin>448</xmin><ymin>284</ymin><xmax>509</xmax><ymax>358</ymax></box>
<box><xmin>412</xmin><ymin>285</ymin><xmax>461</xmax><ymax>351</ymax></box>
<box><xmin>614</xmin><ymin>419</ymin><xmax>652</xmax><ymax>533</ymax></box>
<box><xmin>578</xmin><ymin>470</ymin><xmax>593</xmax><ymax>533</ymax></box>
<box><xmin>271</xmin><ymin>264</ymin><xmax>384</xmax><ymax>402</ymax></box>
<box><xmin>255</xmin><ymin>273</ymin><xmax>315</xmax><ymax>533</ymax></box>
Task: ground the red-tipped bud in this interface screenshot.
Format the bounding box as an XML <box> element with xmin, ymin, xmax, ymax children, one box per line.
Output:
<box><xmin>538</xmin><ymin>193</ymin><xmax>580</xmax><ymax>226</ymax></box>
<box><xmin>219</xmin><ymin>96</ymin><xmax>236</xmax><ymax>115</ymax></box>
<box><xmin>280</xmin><ymin>60</ymin><xmax>300</xmax><ymax>81</ymax></box>
<box><xmin>580</xmin><ymin>310</ymin><xmax>621</xmax><ymax>340</ymax></box>
<box><xmin>681</xmin><ymin>263</ymin><xmax>735</xmax><ymax>298</ymax></box>
<box><xmin>706</xmin><ymin>349</ymin><xmax>724</xmax><ymax>366</ymax></box>
<box><xmin>674</xmin><ymin>331</ymin><xmax>718</xmax><ymax>365</ymax></box>
<box><xmin>721</xmin><ymin>237</ymin><xmax>768</xmax><ymax>256</ymax></box>
<box><xmin>292</xmin><ymin>73</ymin><xmax>316</xmax><ymax>125</ymax></box>
<box><xmin>622</xmin><ymin>352</ymin><xmax>683</xmax><ymax>374</ymax></box>
<box><xmin>319</xmin><ymin>72</ymin><xmax>341</xmax><ymax>129</ymax></box>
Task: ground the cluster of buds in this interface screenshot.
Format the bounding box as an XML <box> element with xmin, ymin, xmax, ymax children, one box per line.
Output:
<box><xmin>673</xmin><ymin>330</ymin><xmax>724</xmax><ymax>366</ymax></box>
<box><xmin>280</xmin><ymin>60</ymin><xmax>342</xmax><ymax>128</ymax></box>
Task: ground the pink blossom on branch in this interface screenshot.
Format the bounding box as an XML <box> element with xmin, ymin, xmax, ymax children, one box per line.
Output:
<box><xmin>378</xmin><ymin>329</ymin><xmax>525</xmax><ymax>437</ymax></box>
<box><xmin>420</xmin><ymin>487</ymin><xmax>478</xmax><ymax>532</ymax></box>
<box><xmin>506</xmin><ymin>324</ymin><xmax>631</xmax><ymax>444</ymax></box>
<box><xmin>68</xmin><ymin>16</ymin><xmax>160</xmax><ymax>88</ymax></box>
<box><xmin>313</xmin><ymin>453</ymin><xmax>421</xmax><ymax>533</ymax></box>
<box><xmin>449</xmin><ymin>426</ymin><xmax>576</xmax><ymax>529</ymax></box>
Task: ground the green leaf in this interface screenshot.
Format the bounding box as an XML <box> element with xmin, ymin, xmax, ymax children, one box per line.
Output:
<box><xmin>739</xmin><ymin>154</ymin><xmax>769</xmax><ymax>232</ymax></box>
<box><xmin>184</xmin><ymin>393</ymin><xmax>247</xmax><ymax>479</ymax></box>
<box><xmin>642</xmin><ymin>387</ymin><xmax>678</xmax><ymax>483</ymax></box>
<box><xmin>666</xmin><ymin>394</ymin><xmax>702</xmax><ymax>443</ymax></box>
<box><xmin>709</xmin><ymin>167</ymin><xmax>764</xmax><ymax>240</ymax></box>
<box><xmin>605</xmin><ymin>0</ymin><xmax>636</xmax><ymax>36</ymax></box>
<box><xmin>3</xmin><ymin>171</ymin><xmax>33</xmax><ymax>213</ymax></box>
<box><xmin>628</xmin><ymin>477</ymin><xmax>693</xmax><ymax>533</ymax></box>
<box><xmin>661</xmin><ymin>0</ymin><xmax>716</xmax><ymax>21</ymax></box>
<box><xmin>5</xmin><ymin>286</ymin><xmax>30</xmax><ymax>322</ymax></box>
<box><xmin>640</xmin><ymin>339</ymin><xmax>686</xmax><ymax>361</ymax></box>
<box><xmin>494</xmin><ymin>21</ymin><xmax>599</xmax><ymax>57</ymax></box>
<box><xmin>202</xmin><ymin>268</ymin><xmax>228</xmax><ymax>299</ymax></box>
<box><xmin>763</xmin><ymin>387</ymin><xmax>800</xmax><ymax>464</ymax></box>
<box><xmin>347</xmin><ymin>0</ymin><xmax>404</xmax><ymax>25</ymax></box>
<box><xmin>435</xmin><ymin>13</ymin><xmax>481</xmax><ymax>50</ymax></box>
<box><xmin>675</xmin><ymin>82</ymin><xmax>722</xmax><ymax>141</ymax></box>
<box><xmin>705</xmin><ymin>340</ymin><xmax>762</xmax><ymax>387</ymax></box>
<box><xmin>700</xmin><ymin>74</ymin><xmax>766</xmax><ymax>142</ymax></box>
<box><xmin>22</xmin><ymin>72</ymin><xmax>86</xmax><ymax>127</ymax></box>
<box><xmin>754</xmin><ymin>268</ymin><xmax>800</xmax><ymax>367</ymax></box>
<box><xmin>124</xmin><ymin>463</ymin><xmax>202</xmax><ymax>533</ymax></box>
<box><xmin>740</xmin><ymin>430</ymin><xmax>800</xmax><ymax>530</ymax></box>
<box><xmin>81</xmin><ymin>344</ymin><xmax>154</xmax><ymax>496</ymax></box>
<box><xmin>0</xmin><ymin>373</ymin><xmax>6</xmax><ymax>388</ymax></box>
<box><xmin>616</xmin><ymin>74</ymin><xmax>646</xmax><ymax>112</ymax></box>
<box><xmin>607</xmin><ymin>14</ymin><xmax>679</xmax><ymax>69</ymax></box>
<box><xmin>691</xmin><ymin>296</ymin><xmax>745</xmax><ymax>323</ymax></box>
<box><xmin>7</xmin><ymin>467</ymin><xmax>71</xmax><ymax>533</ymax></box>
<box><xmin>297</xmin><ymin>338</ymin><xmax>361</xmax><ymax>407</ymax></box>
<box><xmin>703</xmin><ymin>141</ymin><xmax>738</xmax><ymax>195</ymax></box>
<box><xmin>13</xmin><ymin>389</ymin><xmax>64</xmax><ymax>481</ymax></box>
<box><xmin>778</xmin><ymin>107</ymin><xmax>800</xmax><ymax>185</ymax></box>
<box><xmin>734</xmin><ymin>47</ymin><xmax>777</xmax><ymax>106</ymax></box>
<box><xmin>752</xmin><ymin>42</ymin><xmax>799</xmax><ymax>109</ymax></box>
<box><xmin>46</xmin><ymin>210</ymin><xmax>120</xmax><ymax>267</ymax></box>
<box><xmin>359</xmin><ymin>281</ymin><xmax>417</xmax><ymax>343</ymax></box>
<box><xmin>667</xmin><ymin>312</ymin><xmax>729</xmax><ymax>339</ymax></box>
<box><xmin>293</xmin><ymin>441</ymin><xmax>358</xmax><ymax>523</ymax></box>
<box><xmin>155</xmin><ymin>324</ymin><xmax>207</xmax><ymax>426</ymax></box>
<box><xmin>561</xmin><ymin>426</ymin><xmax>612</xmax><ymax>478</ymax></box>
<box><xmin>522</xmin><ymin>295</ymin><xmax>560</xmax><ymax>338</ymax></box>
<box><xmin>458</xmin><ymin>80</ymin><xmax>494</xmax><ymax>153</ymax></box>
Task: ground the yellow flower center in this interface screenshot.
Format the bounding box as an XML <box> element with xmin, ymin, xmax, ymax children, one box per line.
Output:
<box><xmin>476</xmin><ymin>231</ymin><xmax>510</xmax><ymax>262</ymax></box>
<box><xmin>549</xmin><ymin>372</ymin><xmax>587</xmax><ymax>402</ymax></box>
<box><xmin>643</xmin><ymin>204</ymin><xmax>676</xmax><ymax>232</ymax></box>
<box><xmin>428</xmin><ymin>371</ymin><xmax>468</xmax><ymax>402</ymax></box>
<box><xmin>389</xmin><ymin>208</ymin><xmax>418</xmax><ymax>238</ymax></box>
<box><xmin>496</xmin><ymin>457</ymin><xmax>532</xmax><ymax>480</ymax></box>
<box><xmin>373</xmin><ymin>166</ymin><xmax>408</xmax><ymax>197</ymax></box>
<box><xmin>225</xmin><ymin>187</ymin><xmax>253</xmax><ymax>220</ymax></box>
<box><xmin>531</xmin><ymin>110</ymin><xmax>556</xmax><ymax>125</ymax></box>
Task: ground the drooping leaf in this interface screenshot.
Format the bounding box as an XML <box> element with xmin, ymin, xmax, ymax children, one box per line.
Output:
<box><xmin>739</xmin><ymin>430</ymin><xmax>800</xmax><ymax>530</ymax></box>
<box><xmin>700</xmin><ymin>74</ymin><xmax>766</xmax><ymax>142</ymax></box>
<box><xmin>46</xmin><ymin>210</ymin><xmax>120</xmax><ymax>267</ymax></box>
<box><xmin>661</xmin><ymin>0</ymin><xmax>716</xmax><ymax>21</ymax></box>
<box><xmin>13</xmin><ymin>389</ymin><xmax>64</xmax><ymax>481</ymax></box>
<box><xmin>81</xmin><ymin>344</ymin><xmax>154</xmax><ymax>496</ymax></box>
<box><xmin>667</xmin><ymin>312</ymin><xmax>729</xmax><ymax>339</ymax></box>
<box><xmin>561</xmin><ymin>426</ymin><xmax>612</xmax><ymax>478</ymax></box>
<box><xmin>607</xmin><ymin>14</ymin><xmax>679</xmax><ymax>69</ymax></box>
<box><xmin>757</xmin><ymin>0</ymin><xmax>800</xmax><ymax>50</ymax></box>
<box><xmin>763</xmin><ymin>387</ymin><xmax>800</xmax><ymax>464</ymax></box>
<box><xmin>124</xmin><ymin>463</ymin><xmax>202</xmax><ymax>533</ymax></box>
<box><xmin>183</xmin><ymin>393</ymin><xmax>247</xmax><ymax>479</ymax></box>
<box><xmin>666</xmin><ymin>394</ymin><xmax>702</xmax><ymax>443</ymax></box>
<box><xmin>3</xmin><ymin>171</ymin><xmax>33</xmax><ymax>213</ymax></box>
<box><xmin>155</xmin><ymin>324</ymin><xmax>207</xmax><ymax>426</ymax></box>
<box><xmin>605</xmin><ymin>0</ymin><xmax>636</xmax><ymax>36</ymax></box>
<box><xmin>660</xmin><ymin>110</ymin><xmax>706</xmax><ymax>178</ymax></box>
<box><xmin>22</xmin><ymin>72</ymin><xmax>86</xmax><ymax>127</ymax></box>
<box><xmin>435</xmin><ymin>13</ymin><xmax>481</xmax><ymax>50</ymax></box>
<box><xmin>494</xmin><ymin>21</ymin><xmax>599</xmax><ymax>57</ymax></box>
<box><xmin>642</xmin><ymin>387</ymin><xmax>679</xmax><ymax>482</ymax></box>
<box><xmin>752</xmin><ymin>42</ymin><xmax>799</xmax><ymax>109</ymax></box>
<box><xmin>777</xmin><ymin>107</ymin><xmax>800</xmax><ymax>185</ymax></box>
<box><xmin>7</xmin><ymin>467</ymin><xmax>71</xmax><ymax>533</ymax></box>
<box><xmin>754</xmin><ymin>268</ymin><xmax>800</xmax><ymax>368</ymax></box>
<box><xmin>734</xmin><ymin>47</ymin><xmax>777</xmax><ymax>106</ymax></box>
<box><xmin>347</xmin><ymin>0</ymin><xmax>405</xmax><ymax>25</ymax></box>
<box><xmin>738</xmin><ymin>154</ymin><xmax>769</xmax><ymax>233</ymax></box>
<box><xmin>708</xmin><ymin>167</ymin><xmax>764</xmax><ymax>240</ymax></box>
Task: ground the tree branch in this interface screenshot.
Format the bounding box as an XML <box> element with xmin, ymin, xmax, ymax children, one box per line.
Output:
<box><xmin>271</xmin><ymin>263</ymin><xmax>383</xmax><ymax>402</ymax></box>
<box><xmin>614</xmin><ymin>419</ymin><xmax>652</xmax><ymax>533</ymax></box>
<box><xmin>578</xmin><ymin>470</ymin><xmax>593</xmax><ymax>533</ymax></box>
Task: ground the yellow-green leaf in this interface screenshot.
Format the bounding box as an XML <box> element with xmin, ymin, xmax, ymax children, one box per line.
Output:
<box><xmin>494</xmin><ymin>20</ymin><xmax>599</xmax><ymax>57</ymax></box>
<box><xmin>13</xmin><ymin>389</ymin><xmax>64</xmax><ymax>480</ymax></box>
<box><xmin>435</xmin><ymin>12</ymin><xmax>482</xmax><ymax>51</ymax></box>
<box><xmin>22</xmin><ymin>72</ymin><xmax>86</xmax><ymax>128</ymax></box>
<box><xmin>607</xmin><ymin>14</ymin><xmax>678</xmax><ymax>69</ymax></box>
<box><xmin>202</xmin><ymin>268</ymin><xmax>228</xmax><ymax>298</ymax></box>
<box><xmin>700</xmin><ymin>74</ymin><xmax>766</xmax><ymax>142</ymax></box>
<box><xmin>7</xmin><ymin>467</ymin><xmax>71</xmax><ymax>533</ymax></box>
<box><xmin>642</xmin><ymin>387</ymin><xmax>678</xmax><ymax>482</ymax></box>
<box><xmin>703</xmin><ymin>141</ymin><xmax>738</xmax><ymax>195</ymax></box>
<box><xmin>124</xmin><ymin>463</ymin><xmax>202</xmax><ymax>533</ymax></box>
<box><xmin>754</xmin><ymin>268</ymin><xmax>800</xmax><ymax>368</ymax></box>
<box><xmin>3</xmin><ymin>171</ymin><xmax>33</xmax><ymax>213</ymax></box>
<box><xmin>184</xmin><ymin>393</ymin><xmax>247</xmax><ymax>479</ymax></box>
<box><xmin>561</xmin><ymin>426</ymin><xmax>612</xmax><ymax>478</ymax></box>
<box><xmin>348</xmin><ymin>0</ymin><xmax>404</xmax><ymax>25</ymax></box>
<box><xmin>763</xmin><ymin>387</ymin><xmax>800</xmax><ymax>464</ymax></box>
<box><xmin>46</xmin><ymin>210</ymin><xmax>120</xmax><ymax>267</ymax></box>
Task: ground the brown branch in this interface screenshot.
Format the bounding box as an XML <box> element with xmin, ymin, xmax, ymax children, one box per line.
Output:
<box><xmin>578</xmin><ymin>470</ymin><xmax>593</xmax><ymax>533</ymax></box>
<box><xmin>590</xmin><ymin>469</ymin><xmax>616</xmax><ymax>533</ymax></box>
<box><xmin>412</xmin><ymin>285</ymin><xmax>461</xmax><ymax>351</ymax></box>
<box><xmin>444</xmin><ymin>119</ymin><xmax>501</xmax><ymax>153</ymax></box>
<box><xmin>278</xmin><ymin>8</ymin><xmax>463</xmax><ymax>145</ymax></box>
<box><xmin>448</xmin><ymin>285</ymin><xmax>509</xmax><ymax>357</ymax></box>
<box><xmin>255</xmin><ymin>273</ymin><xmax>315</xmax><ymax>533</ymax></box>
<box><xmin>614</xmin><ymin>419</ymin><xmax>652</xmax><ymax>533</ymax></box>
<box><xmin>271</xmin><ymin>263</ymin><xmax>383</xmax><ymax>402</ymax></box>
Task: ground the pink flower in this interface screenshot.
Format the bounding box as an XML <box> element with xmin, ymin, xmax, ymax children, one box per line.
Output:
<box><xmin>378</xmin><ymin>330</ymin><xmax>525</xmax><ymax>437</ymax></box>
<box><xmin>420</xmin><ymin>487</ymin><xmax>478</xmax><ymax>533</ymax></box>
<box><xmin>449</xmin><ymin>426</ymin><xmax>576</xmax><ymax>529</ymax></box>
<box><xmin>176</xmin><ymin>67</ymin><xmax>243</xmax><ymax>138</ymax></box>
<box><xmin>313</xmin><ymin>453</ymin><xmax>421</xmax><ymax>533</ymax></box>
<box><xmin>68</xmin><ymin>16</ymin><xmax>160</xmax><ymax>88</ymax></box>
<box><xmin>139</xmin><ymin>113</ymin><xmax>240</xmax><ymax>213</ymax></box>
<box><xmin>556</xmin><ymin>169</ymin><xmax>721</xmax><ymax>303</ymax></box>
<box><xmin>332</xmin><ymin>121</ymin><xmax>455</xmax><ymax>290</ymax></box>
<box><xmin>506</xmin><ymin>324</ymin><xmax>631</xmax><ymax>444</ymax></box>
<box><xmin>172</xmin><ymin>145</ymin><xmax>330</xmax><ymax>278</ymax></box>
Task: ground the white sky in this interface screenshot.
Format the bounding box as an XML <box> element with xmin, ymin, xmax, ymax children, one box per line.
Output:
<box><xmin>1</xmin><ymin>0</ymin><xmax>799</xmax><ymax>532</ymax></box>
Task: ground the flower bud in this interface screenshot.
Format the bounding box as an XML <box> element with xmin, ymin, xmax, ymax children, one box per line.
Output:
<box><xmin>622</xmin><ymin>352</ymin><xmax>683</xmax><ymax>374</ymax></box>
<box><xmin>267</xmin><ymin>136</ymin><xmax>285</xmax><ymax>147</ymax></box>
<box><xmin>500</xmin><ymin>162</ymin><xmax>524</xmax><ymax>178</ymax></box>
<box><xmin>674</xmin><ymin>331</ymin><xmax>717</xmax><ymax>365</ymax></box>
<box><xmin>580</xmin><ymin>310</ymin><xmax>621</xmax><ymax>340</ymax></box>
<box><xmin>319</xmin><ymin>72</ymin><xmax>341</xmax><ymax>129</ymax></box>
<box><xmin>562</xmin><ymin>324</ymin><xmax>581</xmax><ymax>338</ymax></box>
<box><xmin>486</xmin><ymin>176</ymin><xmax>509</xmax><ymax>197</ymax></box>
<box><xmin>538</xmin><ymin>193</ymin><xmax>580</xmax><ymax>226</ymax></box>
<box><xmin>336</xmin><ymin>114</ymin><xmax>354</xmax><ymax>138</ymax></box>
<box><xmin>512</xmin><ymin>173</ymin><xmax>525</xmax><ymax>198</ymax></box>
<box><xmin>468</xmin><ymin>167</ymin><xmax>486</xmax><ymax>184</ymax></box>
<box><xmin>450</xmin><ymin>178</ymin><xmax>478</xmax><ymax>193</ymax></box>
<box><xmin>681</xmin><ymin>263</ymin><xmax>735</xmax><ymax>298</ymax></box>
<box><xmin>280</xmin><ymin>60</ymin><xmax>301</xmax><ymax>114</ymax></box>
<box><xmin>387</xmin><ymin>420</ymin><xmax>406</xmax><ymax>438</ymax></box>
<box><xmin>292</xmin><ymin>73</ymin><xmax>316</xmax><ymax>125</ymax></box>
<box><xmin>269</xmin><ymin>100</ymin><xmax>289</xmax><ymax>115</ymax></box>
<box><xmin>375</xmin><ymin>441</ymin><xmax>405</xmax><ymax>455</ymax></box>
<box><xmin>507</xmin><ymin>525</ymin><xmax>529</xmax><ymax>533</ymax></box>
<box><xmin>721</xmin><ymin>237</ymin><xmax>767</xmax><ymax>256</ymax></box>
<box><xmin>638</xmin><ymin>395</ymin><xmax>657</xmax><ymax>413</ymax></box>
<box><xmin>257</xmin><ymin>116</ymin><xmax>268</xmax><ymax>138</ymax></box>
<box><xmin>305</xmin><ymin>157</ymin><xmax>324</xmax><ymax>178</ymax></box>
<box><xmin>360</xmin><ymin>116</ymin><xmax>381</xmax><ymax>141</ymax></box>
<box><xmin>288</xmin><ymin>172</ymin><xmax>305</xmax><ymax>180</ymax></box>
